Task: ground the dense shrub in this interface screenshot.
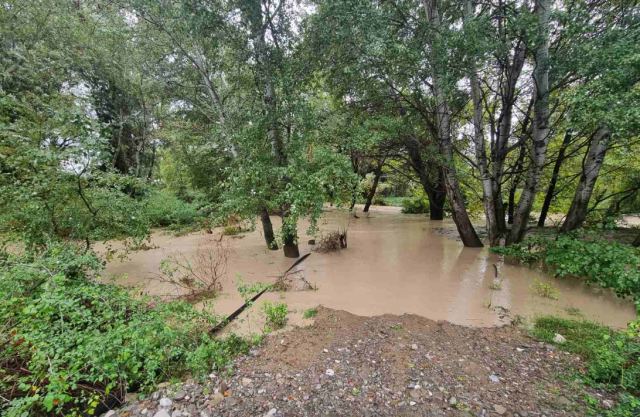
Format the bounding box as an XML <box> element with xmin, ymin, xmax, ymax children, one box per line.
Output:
<box><xmin>401</xmin><ymin>194</ymin><xmax>430</xmax><ymax>214</ymax></box>
<box><xmin>143</xmin><ymin>190</ymin><xmax>202</xmax><ymax>229</ymax></box>
<box><xmin>0</xmin><ymin>244</ymin><xmax>250</xmax><ymax>417</ymax></box>
<box><xmin>493</xmin><ymin>234</ymin><xmax>640</xmax><ymax>303</ymax></box>
<box><xmin>533</xmin><ymin>317</ymin><xmax>640</xmax><ymax>415</ymax></box>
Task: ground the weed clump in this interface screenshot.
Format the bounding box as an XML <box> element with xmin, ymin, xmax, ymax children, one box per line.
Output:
<box><xmin>263</xmin><ymin>302</ymin><xmax>288</xmax><ymax>331</ymax></box>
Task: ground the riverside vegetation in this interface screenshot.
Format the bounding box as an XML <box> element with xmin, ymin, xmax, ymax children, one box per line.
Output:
<box><xmin>1</xmin><ymin>0</ymin><xmax>639</xmax><ymax>416</ymax></box>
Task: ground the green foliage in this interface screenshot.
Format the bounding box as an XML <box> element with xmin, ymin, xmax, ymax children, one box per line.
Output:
<box><xmin>236</xmin><ymin>278</ymin><xmax>272</xmax><ymax>303</ymax></box>
<box><xmin>262</xmin><ymin>302</ymin><xmax>288</xmax><ymax>331</ymax></box>
<box><xmin>144</xmin><ymin>189</ymin><xmax>202</xmax><ymax>231</ymax></box>
<box><xmin>493</xmin><ymin>234</ymin><xmax>640</xmax><ymax>303</ymax></box>
<box><xmin>533</xmin><ymin>317</ymin><xmax>639</xmax><ymax>414</ymax></box>
<box><xmin>0</xmin><ymin>244</ymin><xmax>250</xmax><ymax>416</ymax></box>
<box><xmin>303</xmin><ymin>307</ymin><xmax>318</xmax><ymax>319</ymax></box>
<box><xmin>402</xmin><ymin>195</ymin><xmax>430</xmax><ymax>214</ymax></box>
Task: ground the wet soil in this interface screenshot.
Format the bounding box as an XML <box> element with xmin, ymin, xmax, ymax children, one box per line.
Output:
<box><xmin>100</xmin><ymin>206</ymin><xmax>637</xmax><ymax>332</ymax></box>
<box><xmin>112</xmin><ymin>307</ymin><xmax>612</xmax><ymax>417</ymax></box>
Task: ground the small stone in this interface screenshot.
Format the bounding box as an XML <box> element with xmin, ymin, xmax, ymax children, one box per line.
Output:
<box><xmin>449</xmin><ymin>397</ymin><xmax>457</xmax><ymax>406</ymax></box>
<box><xmin>141</xmin><ymin>409</ymin><xmax>148</xmax><ymax>415</ymax></box>
<box><xmin>553</xmin><ymin>333</ymin><xmax>566</xmax><ymax>344</ymax></box>
<box><xmin>171</xmin><ymin>411</ymin><xmax>182</xmax><ymax>417</ymax></box>
<box><xmin>325</xmin><ymin>369</ymin><xmax>335</xmax><ymax>376</ymax></box>
<box><xmin>173</xmin><ymin>390</ymin><xmax>187</xmax><ymax>401</ymax></box>
<box><xmin>323</xmin><ymin>349</ymin><xmax>329</xmax><ymax>353</ymax></box>
<box><xmin>104</xmin><ymin>411</ymin><xmax>117</xmax><ymax>417</ymax></box>
<box><xmin>153</xmin><ymin>411</ymin><xmax>171</xmax><ymax>417</ymax></box>
<box><xmin>411</xmin><ymin>344</ymin><xmax>418</xmax><ymax>350</ymax></box>
<box><xmin>264</xmin><ymin>408</ymin><xmax>277</xmax><ymax>417</ymax></box>
<box><xmin>159</xmin><ymin>397</ymin><xmax>173</xmax><ymax>408</ymax></box>
<box><xmin>409</xmin><ymin>401</ymin><xmax>417</xmax><ymax>406</ymax></box>
<box><xmin>494</xmin><ymin>404</ymin><xmax>507</xmax><ymax>415</ymax></box>
<box><xmin>241</xmin><ymin>377</ymin><xmax>253</xmax><ymax>386</ymax></box>
<box><xmin>602</xmin><ymin>400</ymin><xmax>613</xmax><ymax>409</ymax></box>
<box><xmin>489</xmin><ymin>374</ymin><xmax>500</xmax><ymax>383</ymax></box>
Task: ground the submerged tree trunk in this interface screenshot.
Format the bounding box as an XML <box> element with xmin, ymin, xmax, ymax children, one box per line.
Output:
<box><xmin>363</xmin><ymin>160</ymin><xmax>384</xmax><ymax>213</ymax></box>
<box><xmin>423</xmin><ymin>0</ymin><xmax>482</xmax><ymax>247</ymax></box>
<box><xmin>508</xmin><ymin>0</ymin><xmax>552</xmax><ymax>245</ymax></box>
<box><xmin>538</xmin><ymin>130</ymin><xmax>572</xmax><ymax>227</ymax></box>
<box><xmin>561</xmin><ymin>126</ymin><xmax>611</xmax><ymax>232</ymax></box>
<box><xmin>260</xmin><ymin>207</ymin><xmax>278</xmax><ymax>250</ymax></box>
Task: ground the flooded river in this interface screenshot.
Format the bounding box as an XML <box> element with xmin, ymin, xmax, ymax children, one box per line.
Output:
<box><xmin>102</xmin><ymin>206</ymin><xmax>637</xmax><ymax>333</ymax></box>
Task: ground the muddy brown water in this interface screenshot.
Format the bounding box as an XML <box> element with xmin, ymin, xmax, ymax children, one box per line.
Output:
<box><xmin>100</xmin><ymin>206</ymin><xmax>637</xmax><ymax>334</ymax></box>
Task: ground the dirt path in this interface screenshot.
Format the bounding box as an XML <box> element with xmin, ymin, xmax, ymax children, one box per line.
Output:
<box><xmin>111</xmin><ymin>307</ymin><xmax>611</xmax><ymax>417</ymax></box>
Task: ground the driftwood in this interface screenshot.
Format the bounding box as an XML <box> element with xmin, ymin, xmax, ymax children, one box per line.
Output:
<box><xmin>209</xmin><ymin>253</ymin><xmax>311</xmax><ymax>334</ymax></box>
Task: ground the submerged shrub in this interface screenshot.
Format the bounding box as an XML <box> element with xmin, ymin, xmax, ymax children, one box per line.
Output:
<box><xmin>493</xmin><ymin>234</ymin><xmax>640</xmax><ymax>303</ymax></box>
<box><xmin>401</xmin><ymin>195</ymin><xmax>430</xmax><ymax>214</ymax></box>
<box><xmin>0</xmin><ymin>244</ymin><xmax>250</xmax><ymax>417</ymax></box>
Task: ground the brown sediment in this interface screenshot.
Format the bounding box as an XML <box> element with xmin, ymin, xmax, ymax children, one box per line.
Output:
<box><xmin>99</xmin><ymin>205</ymin><xmax>637</xmax><ymax>333</ymax></box>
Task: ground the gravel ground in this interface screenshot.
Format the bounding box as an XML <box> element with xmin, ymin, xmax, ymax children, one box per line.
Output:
<box><xmin>106</xmin><ymin>307</ymin><xmax>612</xmax><ymax>417</ymax></box>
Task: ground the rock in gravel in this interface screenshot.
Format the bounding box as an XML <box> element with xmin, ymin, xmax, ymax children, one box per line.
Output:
<box><xmin>241</xmin><ymin>377</ymin><xmax>253</xmax><ymax>386</ymax></box>
<box><xmin>264</xmin><ymin>408</ymin><xmax>278</xmax><ymax>417</ymax></box>
<box><xmin>173</xmin><ymin>390</ymin><xmax>187</xmax><ymax>401</ymax></box>
<box><xmin>159</xmin><ymin>397</ymin><xmax>173</xmax><ymax>408</ymax></box>
<box><xmin>411</xmin><ymin>344</ymin><xmax>418</xmax><ymax>350</ymax></box>
<box><xmin>171</xmin><ymin>411</ymin><xmax>182</xmax><ymax>417</ymax></box>
<box><xmin>553</xmin><ymin>333</ymin><xmax>567</xmax><ymax>344</ymax></box>
<box><xmin>325</xmin><ymin>369</ymin><xmax>335</xmax><ymax>376</ymax></box>
<box><xmin>494</xmin><ymin>404</ymin><xmax>507</xmax><ymax>415</ymax></box>
<box><xmin>153</xmin><ymin>410</ymin><xmax>171</xmax><ymax>417</ymax></box>
<box><xmin>489</xmin><ymin>374</ymin><xmax>500</xmax><ymax>383</ymax></box>
<box><xmin>448</xmin><ymin>397</ymin><xmax>457</xmax><ymax>406</ymax></box>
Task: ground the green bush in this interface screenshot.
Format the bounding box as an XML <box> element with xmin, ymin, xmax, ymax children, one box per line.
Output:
<box><xmin>0</xmin><ymin>244</ymin><xmax>250</xmax><ymax>417</ymax></box>
<box><xmin>533</xmin><ymin>317</ymin><xmax>639</xmax><ymax>414</ymax></box>
<box><xmin>143</xmin><ymin>189</ymin><xmax>202</xmax><ymax>230</ymax></box>
<box><xmin>262</xmin><ymin>301</ymin><xmax>288</xmax><ymax>330</ymax></box>
<box><xmin>493</xmin><ymin>234</ymin><xmax>640</xmax><ymax>303</ymax></box>
<box><xmin>401</xmin><ymin>195</ymin><xmax>430</xmax><ymax>214</ymax></box>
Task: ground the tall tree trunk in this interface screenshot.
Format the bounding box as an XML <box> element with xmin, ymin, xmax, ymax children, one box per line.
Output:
<box><xmin>363</xmin><ymin>160</ymin><xmax>384</xmax><ymax>213</ymax></box>
<box><xmin>405</xmin><ymin>137</ymin><xmax>445</xmax><ymax>220</ymax></box>
<box><xmin>508</xmin><ymin>0</ymin><xmax>552</xmax><ymax>245</ymax></box>
<box><xmin>423</xmin><ymin>0</ymin><xmax>482</xmax><ymax>247</ymax></box>
<box><xmin>429</xmin><ymin>170</ymin><xmax>447</xmax><ymax>220</ymax></box>
<box><xmin>561</xmin><ymin>126</ymin><xmax>611</xmax><ymax>232</ymax></box>
<box><xmin>507</xmin><ymin>143</ymin><xmax>526</xmax><ymax>224</ymax></box>
<box><xmin>260</xmin><ymin>207</ymin><xmax>278</xmax><ymax>250</ymax></box>
<box><xmin>247</xmin><ymin>3</ymin><xmax>299</xmax><ymax>257</ymax></box>
<box><xmin>538</xmin><ymin>130</ymin><xmax>572</xmax><ymax>227</ymax></box>
<box><xmin>465</xmin><ymin>0</ymin><xmax>499</xmax><ymax>246</ymax></box>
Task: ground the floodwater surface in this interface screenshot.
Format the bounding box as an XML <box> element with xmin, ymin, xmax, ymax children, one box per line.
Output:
<box><xmin>101</xmin><ymin>206</ymin><xmax>637</xmax><ymax>333</ymax></box>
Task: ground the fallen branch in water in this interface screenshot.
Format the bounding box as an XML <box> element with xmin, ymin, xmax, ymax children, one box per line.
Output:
<box><xmin>209</xmin><ymin>253</ymin><xmax>311</xmax><ymax>334</ymax></box>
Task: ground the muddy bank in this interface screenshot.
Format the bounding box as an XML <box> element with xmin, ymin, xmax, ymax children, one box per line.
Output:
<box><xmin>100</xmin><ymin>206</ymin><xmax>636</xmax><ymax>332</ymax></box>
<box><xmin>110</xmin><ymin>307</ymin><xmax>611</xmax><ymax>417</ymax></box>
